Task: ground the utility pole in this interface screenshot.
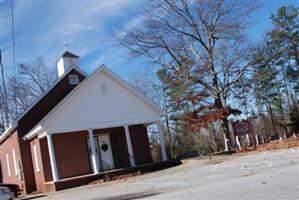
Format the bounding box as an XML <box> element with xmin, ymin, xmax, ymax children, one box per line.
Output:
<box><xmin>154</xmin><ymin>83</ymin><xmax>174</xmax><ymax>159</ymax></box>
<box><xmin>162</xmin><ymin>84</ymin><xmax>174</xmax><ymax>159</ymax></box>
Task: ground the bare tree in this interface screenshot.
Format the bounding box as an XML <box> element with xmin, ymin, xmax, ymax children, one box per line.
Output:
<box><xmin>18</xmin><ymin>56</ymin><xmax>54</xmax><ymax>97</ymax></box>
<box><xmin>0</xmin><ymin>57</ymin><xmax>55</xmax><ymax>128</ymax></box>
<box><xmin>0</xmin><ymin>50</ymin><xmax>10</xmax><ymax>129</ymax></box>
<box><xmin>129</xmin><ymin>67</ymin><xmax>162</xmax><ymax>105</ymax></box>
<box><xmin>116</xmin><ymin>0</ymin><xmax>256</xmax><ymax>148</ymax></box>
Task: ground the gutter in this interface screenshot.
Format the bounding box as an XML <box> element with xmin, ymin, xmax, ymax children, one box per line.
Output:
<box><xmin>23</xmin><ymin>125</ymin><xmax>45</xmax><ymax>141</ymax></box>
<box><xmin>0</xmin><ymin>123</ymin><xmax>17</xmax><ymax>143</ymax></box>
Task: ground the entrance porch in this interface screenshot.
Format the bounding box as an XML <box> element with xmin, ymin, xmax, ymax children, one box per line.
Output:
<box><xmin>36</xmin><ymin>122</ymin><xmax>167</xmax><ymax>192</ymax></box>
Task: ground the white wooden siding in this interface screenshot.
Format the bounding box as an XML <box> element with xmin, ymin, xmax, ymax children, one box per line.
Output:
<box><xmin>42</xmin><ymin>70</ymin><xmax>162</xmax><ymax>132</ymax></box>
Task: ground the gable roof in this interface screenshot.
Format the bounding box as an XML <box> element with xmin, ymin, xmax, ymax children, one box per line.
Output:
<box><xmin>62</xmin><ymin>51</ymin><xmax>80</xmax><ymax>58</ymax></box>
<box><xmin>23</xmin><ymin>65</ymin><xmax>165</xmax><ymax>140</ymax></box>
<box><xmin>0</xmin><ymin>66</ymin><xmax>87</xmax><ymax>143</ymax></box>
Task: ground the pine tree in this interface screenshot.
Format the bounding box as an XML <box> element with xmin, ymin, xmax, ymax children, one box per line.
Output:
<box><xmin>269</xmin><ymin>5</ymin><xmax>299</xmax><ymax>103</ymax></box>
<box><xmin>252</xmin><ymin>43</ymin><xmax>283</xmax><ymax>138</ymax></box>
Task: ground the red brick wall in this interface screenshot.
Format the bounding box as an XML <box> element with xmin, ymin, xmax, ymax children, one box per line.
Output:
<box><xmin>93</xmin><ymin>127</ymin><xmax>130</xmax><ymax>169</ymax></box>
<box><xmin>129</xmin><ymin>125</ymin><xmax>152</xmax><ymax>165</ymax></box>
<box><xmin>0</xmin><ymin>69</ymin><xmax>86</xmax><ymax>194</ymax></box>
<box><xmin>0</xmin><ymin>131</ymin><xmax>24</xmax><ymax>191</ymax></box>
<box><xmin>29</xmin><ymin>137</ymin><xmax>54</xmax><ymax>192</ymax></box>
<box><xmin>30</xmin><ymin>138</ymin><xmax>46</xmax><ymax>192</ymax></box>
<box><xmin>18</xmin><ymin>138</ymin><xmax>37</xmax><ymax>193</ymax></box>
<box><xmin>39</xmin><ymin>137</ymin><xmax>52</xmax><ymax>182</ymax></box>
<box><xmin>53</xmin><ymin>131</ymin><xmax>92</xmax><ymax>179</ymax></box>
<box><xmin>94</xmin><ymin>125</ymin><xmax>152</xmax><ymax>168</ymax></box>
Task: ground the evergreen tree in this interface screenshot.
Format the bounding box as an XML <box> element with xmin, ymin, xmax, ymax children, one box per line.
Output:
<box><xmin>252</xmin><ymin>43</ymin><xmax>283</xmax><ymax>138</ymax></box>
<box><xmin>269</xmin><ymin>5</ymin><xmax>299</xmax><ymax>102</ymax></box>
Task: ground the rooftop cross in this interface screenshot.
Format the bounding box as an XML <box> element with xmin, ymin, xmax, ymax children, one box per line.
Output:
<box><xmin>63</xmin><ymin>43</ymin><xmax>70</xmax><ymax>51</ymax></box>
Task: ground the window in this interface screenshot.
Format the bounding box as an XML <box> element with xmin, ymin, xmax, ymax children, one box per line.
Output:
<box><xmin>68</xmin><ymin>74</ymin><xmax>79</xmax><ymax>85</ymax></box>
<box><xmin>12</xmin><ymin>149</ymin><xmax>19</xmax><ymax>176</ymax></box>
<box><xmin>33</xmin><ymin>145</ymin><xmax>40</xmax><ymax>172</ymax></box>
<box><xmin>6</xmin><ymin>153</ymin><xmax>10</xmax><ymax>177</ymax></box>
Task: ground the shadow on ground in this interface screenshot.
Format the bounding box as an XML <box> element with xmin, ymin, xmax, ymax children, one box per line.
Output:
<box><xmin>95</xmin><ymin>190</ymin><xmax>162</xmax><ymax>200</ymax></box>
<box><xmin>18</xmin><ymin>194</ymin><xmax>47</xmax><ymax>200</ymax></box>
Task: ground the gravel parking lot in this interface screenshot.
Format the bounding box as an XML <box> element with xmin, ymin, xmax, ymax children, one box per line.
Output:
<box><xmin>28</xmin><ymin>147</ymin><xmax>299</xmax><ymax>200</ymax></box>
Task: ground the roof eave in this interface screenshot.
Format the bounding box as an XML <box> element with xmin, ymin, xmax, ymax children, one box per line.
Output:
<box><xmin>23</xmin><ymin>125</ymin><xmax>45</xmax><ymax>141</ymax></box>
<box><xmin>22</xmin><ymin>64</ymin><xmax>166</xmax><ymax>140</ymax></box>
<box><xmin>0</xmin><ymin>66</ymin><xmax>87</xmax><ymax>141</ymax></box>
<box><xmin>0</xmin><ymin>122</ymin><xmax>17</xmax><ymax>143</ymax></box>
<box><xmin>12</xmin><ymin>66</ymin><xmax>87</xmax><ymax>124</ymax></box>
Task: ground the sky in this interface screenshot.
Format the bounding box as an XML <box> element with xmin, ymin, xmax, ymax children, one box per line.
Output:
<box><xmin>0</xmin><ymin>0</ymin><xmax>298</xmax><ymax>80</ymax></box>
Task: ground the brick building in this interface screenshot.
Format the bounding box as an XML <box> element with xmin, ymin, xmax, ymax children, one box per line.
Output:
<box><xmin>0</xmin><ymin>52</ymin><xmax>167</xmax><ymax>193</ymax></box>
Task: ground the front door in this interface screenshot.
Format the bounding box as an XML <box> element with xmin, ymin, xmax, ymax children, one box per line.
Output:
<box><xmin>98</xmin><ymin>135</ymin><xmax>114</xmax><ymax>170</ymax></box>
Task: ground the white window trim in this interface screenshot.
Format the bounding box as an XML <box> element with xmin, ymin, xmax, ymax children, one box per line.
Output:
<box><xmin>6</xmin><ymin>153</ymin><xmax>11</xmax><ymax>177</ymax></box>
<box><xmin>12</xmin><ymin>149</ymin><xmax>19</xmax><ymax>176</ymax></box>
<box><xmin>33</xmin><ymin>144</ymin><xmax>40</xmax><ymax>172</ymax></box>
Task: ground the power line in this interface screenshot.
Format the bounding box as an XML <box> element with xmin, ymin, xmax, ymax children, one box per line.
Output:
<box><xmin>0</xmin><ymin>1</ymin><xmax>3</xmax><ymax>51</ymax></box>
<box><xmin>10</xmin><ymin>0</ymin><xmax>18</xmax><ymax>116</ymax></box>
<box><xmin>11</xmin><ymin>0</ymin><xmax>16</xmax><ymax>76</ymax></box>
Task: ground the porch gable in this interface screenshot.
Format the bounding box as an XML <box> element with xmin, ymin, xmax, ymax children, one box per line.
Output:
<box><xmin>26</xmin><ymin>66</ymin><xmax>165</xmax><ymax>135</ymax></box>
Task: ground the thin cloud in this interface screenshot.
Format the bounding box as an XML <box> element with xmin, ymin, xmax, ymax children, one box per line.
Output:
<box><xmin>1</xmin><ymin>0</ymin><xmax>144</xmax><ymax>77</ymax></box>
<box><xmin>115</xmin><ymin>15</ymin><xmax>144</xmax><ymax>39</ymax></box>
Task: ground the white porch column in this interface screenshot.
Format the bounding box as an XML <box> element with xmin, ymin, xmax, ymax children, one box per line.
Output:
<box><xmin>246</xmin><ymin>134</ymin><xmax>250</xmax><ymax>145</ymax></box>
<box><xmin>47</xmin><ymin>133</ymin><xmax>59</xmax><ymax>182</ymax></box>
<box><xmin>255</xmin><ymin>134</ymin><xmax>259</xmax><ymax>146</ymax></box>
<box><xmin>261</xmin><ymin>135</ymin><xmax>265</xmax><ymax>144</ymax></box>
<box><xmin>223</xmin><ymin>133</ymin><xmax>228</xmax><ymax>151</ymax></box>
<box><xmin>156</xmin><ymin>121</ymin><xmax>168</xmax><ymax>161</ymax></box>
<box><xmin>124</xmin><ymin>125</ymin><xmax>136</xmax><ymax>167</ymax></box>
<box><xmin>235</xmin><ymin>136</ymin><xmax>241</xmax><ymax>150</ymax></box>
<box><xmin>88</xmin><ymin>129</ymin><xmax>100</xmax><ymax>173</ymax></box>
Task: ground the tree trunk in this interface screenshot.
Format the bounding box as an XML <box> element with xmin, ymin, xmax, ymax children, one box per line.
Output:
<box><xmin>277</xmin><ymin>96</ymin><xmax>289</xmax><ymax>137</ymax></box>
<box><xmin>221</xmin><ymin>116</ymin><xmax>231</xmax><ymax>150</ymax></box>
<box><xmin>281</xmin><ymin>64</ymin><xmax>292</xmax><ymax>110</ymax></box>
<box><xmin>257</xmin><ymin>104</ymin><xmax>269</xmax><ymax>142</ymax></box>
<box><xmin>208</xmin><ymin>125</ymin><xmax>217</xmax><ymax>153</ymax></box>
<box><xmin>266</xmin><ymin>100</ymin><xmax>278</xmax><ymax>138</ymax></box>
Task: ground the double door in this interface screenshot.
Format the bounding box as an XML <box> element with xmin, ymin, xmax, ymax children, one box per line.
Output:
<box><xmin>87</xmin><ymin>134</ymin><xmax>115</xmax><ymax>171</ymax></box>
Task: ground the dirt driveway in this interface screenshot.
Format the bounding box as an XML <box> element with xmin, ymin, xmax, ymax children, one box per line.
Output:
<box><xmin>23</xmin><ymin>147</ymin><xmax>299</xmax><ymax>200</ymax></box>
